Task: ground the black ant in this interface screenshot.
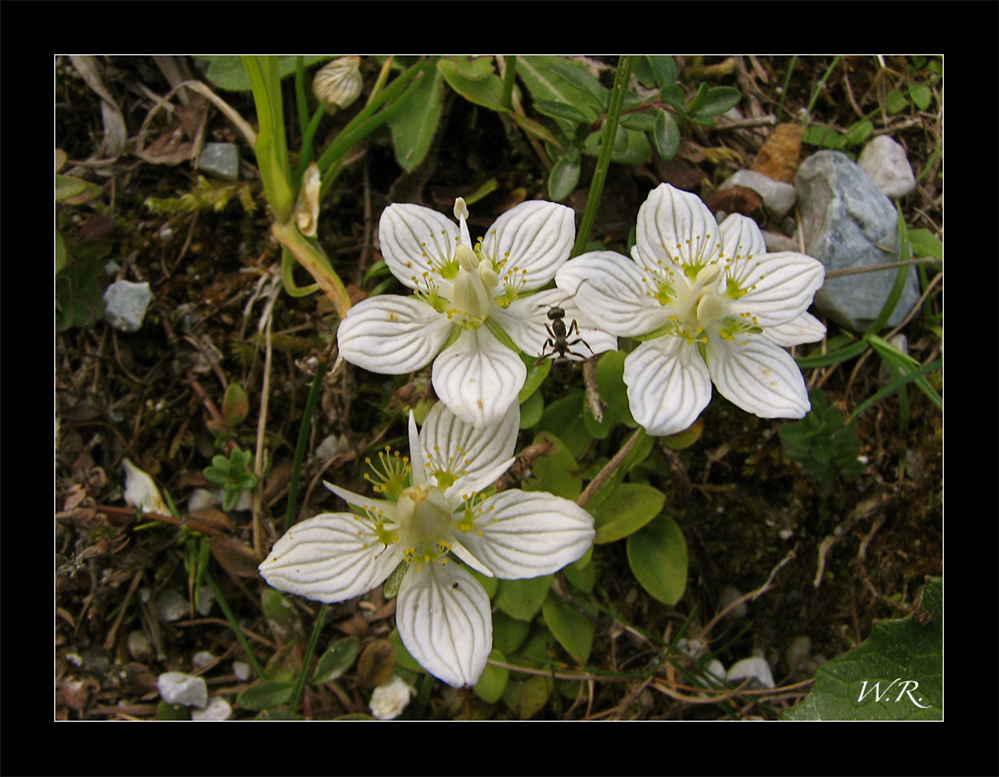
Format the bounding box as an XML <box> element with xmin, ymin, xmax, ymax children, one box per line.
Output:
<box><xmin>535</xmin><ymin>303</ymin><xmax>594</xmax><ymax>383</ymax></box>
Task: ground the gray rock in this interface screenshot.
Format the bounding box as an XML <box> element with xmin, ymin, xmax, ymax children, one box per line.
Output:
<box><xmin>103</xmin><ymin>280</ymin><xmax>152</xmax><ymax>332</ymax></box>
<box><xmin>157</xmin><ymin>671</ymin><xmax>208</xmax><ymax>709</ymax></box>
<box><xmin>858</xmin><ymin>136</ymin><xmax>916</xmax><ymax>199</ymax></box>
<box><xmin>198</xmin><ymin>142</ymin><xmax>240</xmax><ymax>182</ymax></box>
<box><xmin>720</xmin><ymin>169</ymin><xmax>798</xmax><ymax>219</ymax></box>
<box><xmin>795</xmin><ymin>150</ymin><xmax>920</xmax><ymax>331</ymax></box>
<box><xmin>727</xmin><ymin>657</ymin><xmax>775</xmax><ymax>690</ymax></box>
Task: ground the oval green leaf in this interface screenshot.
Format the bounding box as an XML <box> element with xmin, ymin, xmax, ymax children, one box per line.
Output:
<box><xmin>626</xmin><ymin>514</ymin><xmax>687</xmax><ymax>606</ymax></box>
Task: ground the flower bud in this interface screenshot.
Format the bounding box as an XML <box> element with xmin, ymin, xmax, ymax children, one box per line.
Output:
<box><xmin>313</xmin><ymin>56</ymin><xmax>363</xmax><ymax>112</ymax></box>
<box><xmin>295</xmin><ymin>162</ymin><xmax>321</xmax><ymax>237</ymax></box>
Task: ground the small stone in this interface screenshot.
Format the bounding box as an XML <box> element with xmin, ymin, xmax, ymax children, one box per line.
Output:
<box><xmin>128</xmin><ymin>630</ymin><xmax>153</xmax><ymax>662</ymax></box>
<box><xmin>719</xmin><ymin>169</ymin><xmax>798</xmax><ymax>219</ymax></box>
<box><xmin>103</xmin><ymin>280</ymin><xmax>152</xmax><ymax>332</ymax></box>
<box><xmin>232</xmin><ymin>661</ymin><xmax>251</xmax><ymax>681</ymax></box>
<box><xmin>784</xmin><ymin>635</ymin><xmax>813</xmax><ymax>675</ymax></box>
<box><xmin>795</xmin><ymin>150</ymin><xmax>921</xmax><ymax>331</ymax></box>
<box><xmin>156</xmin><ymin>589</ymin><xmax>189</xmax><ymax>623</ymax></box>
<box><xmin>198</xmin><ymin>142</ymin><xmax>240</xmax><ymax>182</ymax></box>
<box><xmin>718</xmin><ymin>585</ymin><xmax>748</xmax><ymax>620</ymax></box>
<box><xmin>157</xmin><ymin>671</ymin><xmax>208</xmax><ymax>709</ymax></box>
<box><xmin>193</xmin><ymin>651</ymin><xmax>216</xmax><ymax>668</ymax></box>
<box><xmin>727</xmin><ymin>657</ymin><xmax>775</xmax><ymax>690</ymax></box>
<box><xmin>858</xmin><ymin>136</ymin><xmax>916</xmax><ymax>199</ymax></box>
<box><xmin>191</xmin><ymin>697</ymin><xmax>232</xmax><ymax>721</ymax></box>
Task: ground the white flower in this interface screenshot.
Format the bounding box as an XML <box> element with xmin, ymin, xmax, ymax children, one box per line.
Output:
<box><xmin>337</xmin><ymin>197</ymin><xmax>614</xmax><ymax>427</ymax></box>
<box><xmin>557</xmin><ymin>184</ymin><xmax>825</xmax><ymax>437</ymax></box>
<box><xmin>369</xmin><ymin>675</ymin><xmax>416</xmax><ymax>720</ymax></box>
<box><xmin>258</xmin><ymin>401</ymin><xmax>595</xmax><ymax>688</ymax></box>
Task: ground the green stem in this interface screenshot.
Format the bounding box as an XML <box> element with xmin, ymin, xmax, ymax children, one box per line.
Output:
<box><xmin>206</xmin><ymin>570</ymin><xmax>266</xmax><ymax>680</ymax></box>
<box><xmin>800</xmin><ymin>56</ymin><xmax>841</xmax><ymax>126</ymax></box>
<box><xmin>501</xmin><ymin>55</ymin><xmax>517</xmax><ymax>111</ymax></box>
<box><xmin>571</xmin><ymin>56</ymin><xmax>635</xmax><ymax>258</ymax></box>
<box><xmin>289</xmin><ymin>603</ymin><xmax>329</xmax><ymax>712</ymax></box>
<box><xmin>285</xmin><ymin>359</ymin><xmax>328</xmax><ymax>533</ymax></box>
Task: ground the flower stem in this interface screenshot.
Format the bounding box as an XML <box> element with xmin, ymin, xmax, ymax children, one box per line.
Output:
<box><xmin>571</xmin><ymin>56</ymin><xmax>635</xmax><ymax>258</ymax></box>
<box><xmin>289</xmin><ymin>603</ymin><xmax>329</xmax><ymax>713</ymax></box>
<box><xmin>205</xmin><ymin>570</ymin><xmax>266</xmax><ymax>680</ymax></box>
<box><xmin>285</xmin><ymin>359</ymin><xmax>328</xmax><ymax>533</ymax></box>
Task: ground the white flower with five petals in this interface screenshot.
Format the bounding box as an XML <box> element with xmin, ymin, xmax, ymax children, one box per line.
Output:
<box><xmin>557</xmin><ymin>184</ymin><xmax>825</xmax><ymax>437</ymax></box>
<box><xmin>258</xmin><ymin>401</ymin><xmax>595</xmax><ymax>688</ymax></box>
<box><xmin>337</xmin><ymin>197</ymin><xmax>614</xmax><ymax>427</ymax></box>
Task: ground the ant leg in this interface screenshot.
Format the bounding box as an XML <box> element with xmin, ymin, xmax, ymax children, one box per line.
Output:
<box><xmin>566</xmin><ymin>336</ymin><xmax>595</xmax><ymax>356</ymax></box>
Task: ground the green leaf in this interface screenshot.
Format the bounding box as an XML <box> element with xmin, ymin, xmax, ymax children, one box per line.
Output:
<box><xmin>312</xmin><ymin>637</ymin><xmax>360</xmax><ymax>684</ymax></box>
<box><xmin>533</xmin><ymin>100</ymin><xmax>591</xmax><ymax>123</ymax></box>
<box><xmin>222</xmin><ymin>383</ymin><xmax>250</xmax><ymax>429</ymax></box>
<box><xmin>518</xmin><ymin>56</ymin><xmax>601</xmax><ymax>137</ymax></box>
<box><xmin>626</xmin><ymin>514</ymin><xmax>688</xmax><ymax>606</ymax></box>
<box><xmin>492</xmin><ymin>611</ymin><xmax>531</xmax><ymax>655</ymax></box>
<box><xmin>907</xmin><ymin>228</ymin><xmax>942</xmax><ymax>259</ymax></box>
<box><xmin>519</xmin><ymin>388</ymin><xmax>544</xmax><ymax>429</ymax></box>
<box><xmin>884</xmin><ymin>88</ymin><xmax>909</xmax><ymax>114</ymax></box>
<box><xmin>388</xmin><ymin>59</ymin><xmax>444</xmax><ymax>172</ymax></box>
<box><xmin>539</xmin><ymin>391</ymin><xmax>590</xmax><ymax>457</ymax></box>
<box><xmin>839</xmin><ymin>119</ymin><xmax>873</xmax><ymax>148</ymax></box>
<box><xmin>908</xmin><ymin>83</ymin><xmax>932</xmax><ymax>111</ymax></box>
<box><xmin>437</xmin><ymin>57</ymin><xmax>508</xmax><ymax>112</ymax></box>
<box><xmin>646</xmin><ymin>55</ymin><xmax>678</xmax><ymax>89</ymax></box>
<box><xmin>583</xmin><ymin>350</ymin><xmax>636</xmax><ymax>439</ymax></box>
<box><xmin>199</xmin><ymin>55</ymin><xmax>331</xmax><ymax>91</ymax></box>
<box><xmin>237</xmin><ymin>680</ymin><xmax>296</xmax><ymax>711</ymax></box>
<box><xmin>549</xmin><ymin>61</ymin><xmax>608</xmax><ymax>109</ymax></box>
<box><xmin>520</xmin><ymin>431</ymin><xmax>582</xmax><ymax>500</ymax></box>
<box><xmin>542</xmin><ymin>590</ymin><xmax>596</xmax><ymax>665</ymax></box>
<box><xmin>802</xmin><ymin>125</ymin><xmax>842</xmax><ymax>149</ymax></box>
<box><xmin>548</xmin><ymin>153</ymin><xmax>581</xmax><ymax>201</ymax></box>
<box><xmin>474</xmin><ymin>648</ymin><xmax>509</xmax><ymax>703</ymax></box>
<box><xmin>494</xmin><ymin>575</ymin><xmax>554</xmax><ymax>622</ymax></box>
<box><xmin>692</xmin><ymin>86</ymin><xmax>742</xmax><ymax>120</ymax></box>
<box><xmin>388</xmin><ymin>629</ymin><xmax>425</xmax><ymax>675</ymax></box>
<box><xmin>651</xmin><ymin>110</ymin><xmax>681</xmax><ymax>160</ymax></box>
<box><xmin>783</xmin><ymin>578</ymin><xmax>941</xmax><ymax>720</ymax></box>
<box><xmin>593</xmin><ymin>482</ymin><xmax>666</xmax><ymax>544</ymax></box>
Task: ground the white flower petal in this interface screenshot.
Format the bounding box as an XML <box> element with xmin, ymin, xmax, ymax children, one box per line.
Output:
<box><xmin>337</xmin><ymin>295</ymin><xmax>453</xmax><ymax>374</ymax></box>
<box><xmin>481</xmin><ymin>200</ymin><xmax>575</xmax><ymax>289</ymax></box>
<box><xmin>379</xmin><ymin>204</ymin><xmax>461</xmax><ymax>289</ymax></box>
<box><xmin>396</xmin><ymin>562</ymin><xmax>492</xmax><ymax>688</ymax></box>
<box><xmin>456</xmin><ymin>490</ymin><xmax>595</xmax><ymax>579</ymax></box>
<box><xmin>406</xmin><ymin>411</ymin><xmax>426</xmax><ymax>485</ymax></box>
<box><xmin>493</xmin><ymin>289</ymin><xmax>617</xmax><ymax>360</ymax></box>
<box><xmin>765</xmin><ymin>312</ymin><xmax>826</xmax><ymax>347</ymax></box>
<box><xmin>624</xmin><ymin>338</ymin><xmax>713</xmax><ymax>436</ymax></box>
<box><xmin>719</xmin><ymin>212</ymin><xmax>767</xmax><ymax>259</ymax></box>
<box><xmin>634</xmin><ymin>184</ymin><xmax>722</xmax><ymax>272</ymax></box>
<box><xmin>420</xmin><ymin>400</ymin><xmax>519</xmax><ymax>491</ymax></box>
<box><xmin>737</xmin><ymin>251</ymin><xmax>826</xmax><ymax>328</ymax></box>
<box><xmin>432</xmin><ymin>328</ymin><xmax>526</xmax><ymax>428</ymax></box>
<box><xmin>557</xmin><ymin>252</ymin><xmax>671</xmax><ymax>337</ymax></box>
<box><xmin>707</xmin><ymin>334</ymin><xmax>811</xmax><ymax>419</ymax></box>
<box><xmin>258</xmin><ymin>513</ymin><xmax>401</xmax><ymax>603</ymax></box>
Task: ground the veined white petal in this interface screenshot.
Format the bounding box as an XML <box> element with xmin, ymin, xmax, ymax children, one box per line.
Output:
<box><xmin>624</xmin><ymin>338</ymin><xmax>713</xmax><ymax>437</ymax></box>
<box><xmin>455</xmin><ymin>490</ymin><xmax>595</xmax><ymax>579</ymax></box>
<box><xmin>396</xmin><ymin>562</ymin><xmax>492</xmax><ymax>688</ymax></box>
<box><xmin>379</xmin><ymin>204</ymin><xmax>461</xmax><ymax>289</ymax></box>
<box><xmin>557</xmin><ymin>252</ymin><xmax>672</xmax><ymax>337</ymax></box>
<box><xmin>736</xmin><ymin>251</ymin><xmax>825</xmax><ymax>328</ymax></box>
<box><xmin>493</xmin><ymin>289</ymin><xmax>617</xmax><ymax>360</ymax></box>
<box><xmin>432</xmin><ymin>328</ymin><xmax>526</xmax><ymax>428</ymax></box>
<box><xmin>337</xmin><ymin>295</ymin><xmax>453</xmax><ymax>374</ymax></box>
<box><xmin>719</xmin><ymin>212</ymin><xmax>767</xmax><ymax>259</ymax></box>
<box><xmin>634</xmin><ymin>184</ymin><xmax>722</xmax><ymax>273</ymax></box>
<box><xmin>420</xmin><ymin>400</ymin><xmax>519</xmax><ymax>491</ymax></box>
<box><xmin>765</xmin><ymin>312</ymin><xmax>826</xmax><ymax>347</ymax></box>
<box><xmin>406</xmin><ymin>411</ymin><xmax>426</xmax><ymax>485</ymax></box>
<box><xmin>707</xmin><ymin>334</ymin><xmax>811</xmax><ymax>419</ymax></box>
<box><xmin>258</xmin><ymin>513</ymin><xmax>401</xmax><ymax>604</ymax></box>
<box><xmin>480</xmin><ymin>200</ymin><xmax>574</xmax><ymax>290</ymax></box>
